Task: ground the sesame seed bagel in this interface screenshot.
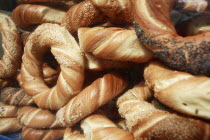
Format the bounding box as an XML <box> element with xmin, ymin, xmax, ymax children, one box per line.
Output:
<box><xmin>20</xmin><ymin>23</ymin><xmax>85</xmax><ymax>110</ymax></box>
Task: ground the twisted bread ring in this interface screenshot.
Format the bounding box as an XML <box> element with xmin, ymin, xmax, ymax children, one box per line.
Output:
<box><xmin>12</xmin><ymin>4</ymin><xmax>66</xmax><ymax>30</ymax></box>
<box><xmin>117</xmin><ymin>82</ymin><xmax>210</xmax><ymax>139</ymax></box>
<box><xmin>0</xmin><ymin>102</ymin><xmax>18</xmax><ymax>117</ymax></box>
<box><xmin>0</xmin><ymin>118</ymin><xmax>22</xmax><ymax>134</ymax></box>
<box><xmin>61</xmin><ymin>0</ymin><xmax>107</xmax><ymax>35</ymax></box>
<box><xmin>133</xmin><ymin>0</ymin><xmax>210</xmax><ymax>76</ymax></box>
<box><xmin>0</xmin><ymin>13</ymin><xmax>22</xmax><ymax>78</ymax></box>
<box><xmin>78</xmin><ymin>26</ymin><xmax>153</xmax><ymax>63</ymax></box>
<box><xmin>21</xmin><ymin>23</ymin><xmax>85</xmax><ymax>110</ymax></box>
<box><xmin>0</xmin><ymin>87</ymin><xmax>33</xmax><ymax>106</ymax></box>
<box><xmin>56</xmin><ymin>73</ymin><xmax>128</xmax><ymax>127</ymax></box>
<box><xmin>144</xmin><ymin>61</ymin><xmax>210</xmax><ymax>120</ymax></box>
<box><xmin>21</xmin><ymin>127</ymin><xmax>65</xmax><ymax>140</ymax></box>
<box><xmin>17</xmin><ymin>106</ymin><xmax>62</xmax><ymax>129</ymax></box>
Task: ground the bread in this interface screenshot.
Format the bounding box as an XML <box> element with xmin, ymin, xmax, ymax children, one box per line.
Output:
<box><xmin>64</xmin><ymin>128</ymin><xmax>86</xmax><ymax>140</ymax></box>
<box><xmin>84</xmin><ymin>53</ymin><xmax>136</xmax><ymax>70</ymax></box>
<box><xmin>20</xmin><ymin>23</ymin><xmax>85</xmax><ymax>110</ymax></box>
<box><xmin>0</xmin><ymin>87</ymin><xmax>33</xmax><ymax>106</ymax></box>
<box><xmin>56</xmin><ymin>73</ymin><xmax>128</xmax><ymax>127</ymax></box>
<box><xmin>21</xmin><ymin>126</ymin><xmax>65</xmax><ymax>140</ymax></box>
<box><xmin>81</xmin><ymin>114</ymin><xmax>134</xmax><ymax>140</ymax></box>
<box><xmin>117</xmin><ymin>82</ymin><xmax>210</xmax><ymax>140</ymax></box>
<box><xmin>78</xmin><ymin>26</ymin><xmax>153</xmax><ymax>63</ymax></box>
<box><xmin>0</xmin><ymin>102</ymin><xmax>18</xmax><ymax>117</ymax></box>
<box><xmin>90</xmin><ymin>0</ymin><xmax>133</xmax><ymax>24</ymax></box>
<box><xmin>17</xmin><ymin>106</ymin><xmax>62</xmax><ymax>129</ymax></box>
<box><xmin>176</xmin><ymin>14</ymin><xmax>210</xmax><ymax>36</ymax></box>
<box><xmin>12</xmin><ymin>4</ymin><xmax>66</xmax><ymax>30</ymax></box>
<box><xmin>61</xmin><ymin>0</ymin><xmax>107</xmax><ymax>35</ymax></box>
<box><xmin>181</xmin><ymin>0</ymin><xmax>208</xmax><ymax>12</ymax></box>
<box><xmin>133</xmin><ymin>0</ymin><xmax>210</xmax><ymax>76</ymax></box>
<box><xmin>0</xmin><ymin>13</ymin><xmax>22</xmax><ymax>78</ymax></box>
<box><xmin>144</xmin><ymin>60</ymin><xmax>210</xmax><ymax>120</ymax></box>
<box><xmin>0</xmin><ymin>118</ymin><xmax>22</xmax><ymax>134</ymax></box>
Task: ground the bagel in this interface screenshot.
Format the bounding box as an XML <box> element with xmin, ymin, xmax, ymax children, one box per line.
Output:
<box><xmin>0</xmin><ymin>13</ymin><xmax>22</xmax><ymax>78</ymax></box>
<box><xmin>132</xmin><ymin>0</ymin><xmax>210</xmax><ymax>76</ymax></box>
<box><xmin>20</xmin><ymin>23</ymin><xmax>85</xmax><ymax>110</ymax></box>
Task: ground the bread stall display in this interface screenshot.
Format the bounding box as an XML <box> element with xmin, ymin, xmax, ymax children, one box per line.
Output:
<box><xmin>0</xmin><ymin>0</ymin><xmax>210</xmax><ymax>140</ymax></box>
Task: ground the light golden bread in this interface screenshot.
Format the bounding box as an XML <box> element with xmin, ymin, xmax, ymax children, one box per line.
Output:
<box><xmin>20</xmin><ymin>23</ymin><xmax>85</xmax><ymax>110</ymax></box>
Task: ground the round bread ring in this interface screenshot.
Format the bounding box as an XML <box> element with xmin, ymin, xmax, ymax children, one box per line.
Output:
<box><xmin>132</xmin><ymin>0</ymin><xmax>210</xmax><ymax>76</ymax></box>
<box><xmin>20</xmin><ymin>23</ymin><xmax>85</xmax><ymax>110</ymax></box>
<box><xmin>0</xmin><ymin>13</ymin><xmax>22</xmax><ymax>78</ymax></box>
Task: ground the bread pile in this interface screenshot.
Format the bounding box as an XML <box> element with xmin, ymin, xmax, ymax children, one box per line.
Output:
<box><xmin>0</xmin><ymin>0</ymin><xmax>210</xmax><ymax>140</ymax></box>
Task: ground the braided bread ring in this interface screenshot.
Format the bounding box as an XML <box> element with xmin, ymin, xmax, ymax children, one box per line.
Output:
<box><xmin>22</xmin><ymin>127</ymin><xmax>65</xmax><ymax>140</ymax></box>
<box><xmin>56</xmin><ymin>73</ymin><xmax>128</xmax><ymax>127</ymax></box>
<box><xmin>0</xmin><ymin>13</ymin><xmax>22</xmax><ymax>78</ymax></box>
<box><xmin>78</xmin><ymin>26</ymin><xmax>153</xmax><ymax>63</ymax></box>
<box><xmin>144</xmin><ymin>61</ymin><xmax>210</xmax><ymax>120</ymax></box>
<box><xmin>133</xmin><ymin>0</ymin><xmax>210</xmax><ymax>76</ymax></box>
<box><xmin>117</xmin><ymin>82</ymin><xmax>210</xmax><ymax>139</ymax></box>
<box><xmin>61</xmin><ymin>0</ymin><xmax>107</xmax><ymax>35</ymax></box>
<box><xmin>21</xmin><ymin>23</ymin><xmax>85</xmax><ymax>110</ymax></box>
<box><xmin>17</xmin><ymin>106</ymin><xmax>61</xmax><ymax>129</ymax></box>
<box><xmin>12</xmin><ymin>4</ymin><xmax>66</xmax><ymax>30</ymax></box>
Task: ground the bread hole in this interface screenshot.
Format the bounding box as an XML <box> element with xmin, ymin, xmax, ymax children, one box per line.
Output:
<box><xmin>0</xmin><ymin>32</ymin><xmax>3</xmax><ymax>58</ymax></box>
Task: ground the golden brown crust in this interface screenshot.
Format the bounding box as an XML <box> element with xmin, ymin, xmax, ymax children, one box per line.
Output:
<box><xmin>17</xmin><ymin>0</ymin><xmax>73</xmax><ymax>3</ymax></box>
<box><xmin>17</xmin><ymin>106</ymin><xmax>62</xmax><ymax>129</ymax></box>
<box><xmin>85</xmin><ymin>53</ymin><xmax>136</xmax><ymax>70</ymax></box>
<box><xmin>144</xmin><ymin>60</ymin><xmax>210</xmax><ymax>120</ymax></box>
<box><xmin>81</xmin><ymin>114</ymin><xmax>134</xmax><ymax>140</ymax></box>
<box><xmin>20</xmin><ymin>23</ymin><xmax>85</xmax><ymax>110</ymax></box>
<box><xmin>91</xmin><ymin>0</ymin><xmax>133</xmax><ymax>24</ymax></box>
<box><xmin>64</xmin><ymin>128</ymin><xmax>86</xmax><ymax>140</ymax></box>
<box><xmin>133</xmin><ymin>0</ymin><xmax>210</xmax><ymax>76</ymax></box>
<box><xmin>56</xmin><ymin>73</ymin><xmax>128</xmax><ymax>127</ymax></box>
<box><xmin>12</xmin><ymin>4</ymin><xmax>66</xmax><ymax>30</ymax></box>
<box><xmin>21</xmin><ymin>126</ymin><xmax>65</xmax><ymax>140</ymax></box>
<box><xmin>0</xmin><ymin>87</ymin><xmax>33</xmax><ymax>106</ymax></box>
<box><xmin>78</xmin><ymin>26</ymin><xmax>153</xmax><ymax>63</ymax></box>
<box><xmin>0</xmin><ymin>13</ymin><xmax>22</xmax><ymax>78</ymax></box>
<box><xmin>0</xmin><ymin>118</ymin><xmax>22</xmax><ymax>134</ymax></box>
<box><xmin>117</xmin><ymin>82</ymin><xmax>210</xmax><ymax>140</ymax></box>
<box><xmin>61</xmin><ymin>0</ymin><xmax>107</xmax><ymax>35</ymax></box>
<box><xmin>0</xmin><ymin>102</ymin><xmax>18</xmax><ymax>117</ymax></box>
